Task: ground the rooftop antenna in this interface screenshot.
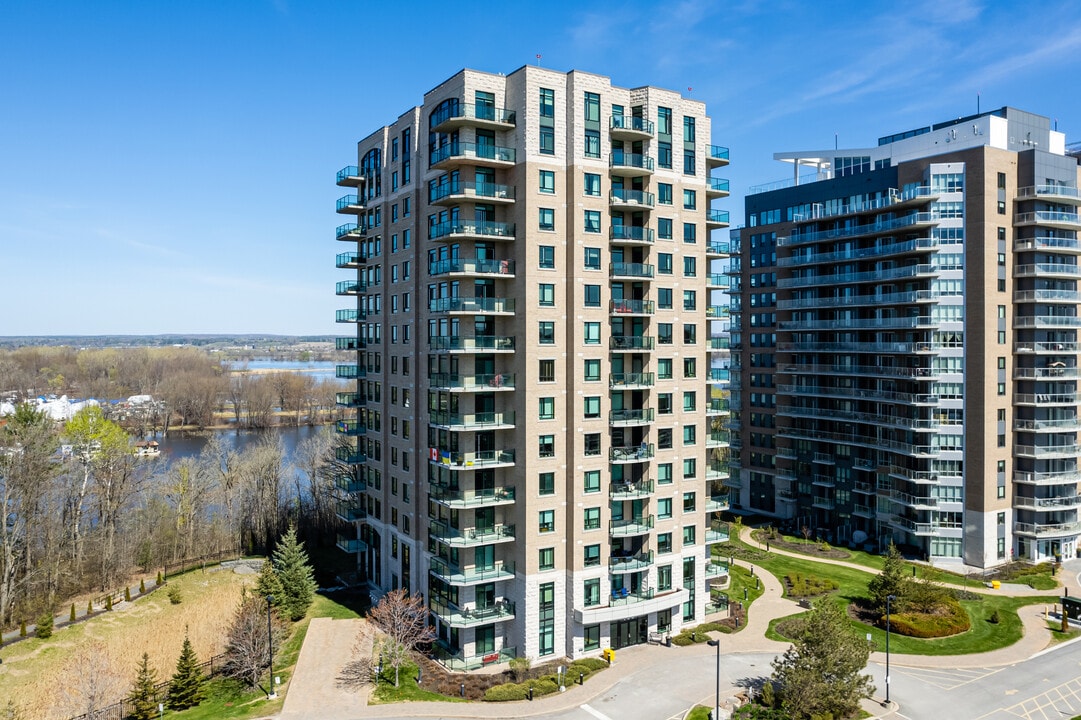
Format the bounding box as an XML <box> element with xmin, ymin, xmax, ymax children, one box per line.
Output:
<box><xmin>977</xmin><ymin>92</ymin><xmax>980</xmax><ymax>115</ymax></box>
<box><xmin>535</xmin><ymin>54</ymin><xmax>542</xmax><ymax>67</ymax></box>
<box><xmin>835</xmin><ymin>133</ymin><xmax>838</xmax><ymax>150</ymax></box>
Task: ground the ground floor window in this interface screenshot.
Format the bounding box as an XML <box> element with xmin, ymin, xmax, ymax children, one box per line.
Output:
<box><xmin>657</xmin><ymin>609</ymin><xmax>671</xmax><ymax>633</ymax></box>
<box><xmin>584</xmin><ymin>624</ymin><xmax>601</xmax><ymax>651</ymax></box>
<box><xmin>930</xmin><ymin>537</ymin><xmax>962</xmax><ymax>557</ymax></box>
<box><xmin>475</xmin><ymin>624</ymin><xmax>495</xmax><ymax>654</ymax></box>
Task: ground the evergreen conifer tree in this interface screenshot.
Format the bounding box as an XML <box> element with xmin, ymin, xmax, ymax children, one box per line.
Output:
<box><xmin>128</xmin><ymin>652</ymin><xmax>159</xmax><ymax>720</ymax></box>
<box><xmin>140</xmin><ymin>578</ymin><xmax>146</xmax><ymax>594</ymax></box>
<box><xmin>168</xmin><ymin>632</ymin><xmax>205</xmax><ymax>710</ymax></box>
<box><xmin>69</xmin><ymin>603</ymin><xmax>76</xmax><ymax>622</ymax></box>
<box><xmin>273</xmin><ymin>524</ymin><xmax>318</xmax><ymax>621</ymax></box>
<box><xmin>867</xmin><ymin>542</ymin><xmax>912</xmax><ymax>614</ymax></box>
<box><xmin>105</xmin><ymin>594</ymin><xmax>113</xmax><ymax>611</ymax></box>
<box><xmin>255</xmin><ymin>556</ymin><xmax>284</xmax><ymax>608</ymax></box>
<box><xmin>125</xmin><ymin>586</ymin><xmax>131</xmax><ymax>602</ymax></box>
<box><xmin>87</xmin><ymin>600</ymin><xmax>93</xmax><ymax>616</ymax></box>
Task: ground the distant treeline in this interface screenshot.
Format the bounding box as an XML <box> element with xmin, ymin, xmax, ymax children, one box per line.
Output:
<box><xmin>0</xmin><ymin>334</ymin><xmax>335</xmax><ymax>350</ymax></box>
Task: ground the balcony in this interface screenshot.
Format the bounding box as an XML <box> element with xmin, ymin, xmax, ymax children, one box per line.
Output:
<box><xmin>1014</xmin><ymin>211</ymin><xmax>1081</xmax><ymax>230</ymax></box>
<box><xmin>429</xmin><ymin>557</ymin><xmax>516</xmax><ymax>586</ymax></box>
<box><xmin>706</xmin><ymin>210</ymin><xmax>730</xmax><ymax>228</ymax></box>
<box><xmin>1017</xmin><ymin>185</ymin><xmax>1081</xmax><ymax>205</ymax></box>
<box><xmin>429</xmin><ymin>335</ymin><xmax>515</xmax><ymax>353</ymax></box>
<box><xmin>1015</xmin><ymin>341</ymin><xmax>1081</xmax><ymax>354</ymax></box>
<box><xmin>335</xmin><ymin>280</ymin><xmax>366</xmax><ymax>295</ymax></box>
<box><xmin>429</xmin><ymin>520</ymin><xmax>516</xmax><ymax>548</ymax></box>
<box><xmin>890</xmin><ymin>516</ymin><xmax>947</xmax><ymax>536</ymax></box>
<box><xmin>1014</xmin><ymin>444</ymin><xmax>1081</xmax><ymax>459</ymax></box>
<box><xmin>335</xmin><ymin>309</ymin><xmax>366</xmax><ymax>323</ymax></box>
<box><xmin>430</xmin><ymin>181</ymin><xmax>515</xmax><ymax>206</ymax></box>
<box><xmin>336</xmin><ymin>165</ymin><xmax>364</xmax><ymax>187</ymax></box>
<box><xmin>610</xmin><ymin>372</ymin><xmax>655</xmax><ymax>389</ymax></box>
<box><xmin>707</xmin><ymin>274</ymin><xmax>730</xmax><ymax>290</ymax></box>
<box><xmin>335</xmin><ymin>337</ymin><xmax>366</xmax><ymax>351</ymax></box>
<box><xmin>706</xmin><ymin>305</ymin><xmax>729</xmax><ymax>319</ymax></box>
<box><xmin>335</xmin><ymin>419</ymin><xmax>366</xmax><ymax>436</ymax></box>
<box><xmin>609</xmin><ymin>550</ymin><xmax>654</xmax><ymax>573</ymax></box>
<box><xmin>1014</xmin><ymin>495</ymin><xmax>1081</xmax><ymax>511</ymax></box>
<box><xmin>428</xmin><ymin>372</ymin><xmax>516</xmax><ymax>392</ymax></box>
<box><xmin>705</xmin><ymin>561</ymin><xmax>729</xmax><ymax>578</ymax></box>
<box><xmin>1014</xmin><ymin>469</ymin><xmax>1081</xmax><ymax>486</ymax></box>
<box><xmin>890</xmin><ymin>491</ymin><xmax>937</xmax><ymax>509</ymax></box>
<box><xmin>430</xmin><ymin>449</ymin><xmax>516</xmax><ymax>470</ymax></box>
<box><xmin>334</xmin><ymin>474</ymin><xmax>365</xmax><ymax>493</ymax></box>
<box><xmin>335</xmin><ymin>501</ymin><xmax>367</xmax><ymax>523</ymax></box>
<box><xmin>706</xmin><ymin>177</ymin><xmax>730</xmax><ymax>198</ymax></box>
<box><xmin>431</xmin><ymin>485</ymin><xmax>516</xmax><ymax>509</ymax></box>
<box><xmin>610</xmin><ymin>444</ymin><xmax>654</xmax><ymax>463</ymax></box>
<box><xmin>609</xmin><ymin>408</ymin><xmax>655</xmax><ymax>426</ymax></box>
<box><xmin>334</xmin><ymin>446</ymin><xmax>366</xmax><ymax>465</ymax></box>
<box><xmin>705</xmin><ymin>462</ymin><xmax>729</xmax><ymax>481</ymax></box>
<box><xmin>335</xmin><ymin>392</ymin><xmax>366</xmax><ymax>408</ymax></box>
<box><xmin>1013</xmin><ymin>417</ymin><xmax>1081</xmax><ymax>432</ymax></box>
<box><xmin>706</xmin><ymin>242</ymin><xmax>731</xmax><ymax>257</ymax></box>
<box><xmin>429</xmin><ymin>598</ymin><xmax>516</xmax><ymax>628</ymax></box>
<box><xmin>335</xmin><ymin>222</ymin><xmax>365</xmax><ymax>242</ymax></box>
<box><xmin>433</xmin><ymin>644</ymin><xmax>517</xmax><ymax>672</ymax></box>
<box><xmin>610</xmin><ymin>479</ymin><xmax>654</xmax><ymax>500</ymax></box>
<box><xmin>430</xmin><ymin>219</ymin><xmax>516</xmax><ymax>242</ymax></box>
<box><xmin>610</xmin><ymin>515</ymin><xmax>653</xmax><ymax>537</ymax></box>
<box><xmin>609</xmin><ymin>153</ymin><xmax>654</xmax><ymax>177</ymax></box>
<box><xmin>610</xmin><ymin>226</ymin><xmax>655</xmax><ymax>245</ymax></box>
<box><xmin>431</xmin><ymin>141</ymin><xmax>516</xmax><ymax>169</ymax></box>
<box><xmin>336</xmin><ymin>194</ymin><xmax>364</xmax><ymax>214</ymax></box>
<box><xmin>610</xmin><ymin>189</ymin><xmax>656</xmax><ymax>210</ymax></box>
<box><xmin>610</xmin><ymin>299</ymin><xmax>655</xmax><ymax>316</ymax></box>
<box><xmin>429</xmin><ymin>411</ymin><xmax>515</xmax><ymax>431</ymax></box>
<box><xmin>1014</xmin><ymin>237</ymin><xmax>1081</xmax><ymax>254</ymax></box>
<box><xmin>705</xmin><ymin>521</ymin><xmax>729</xmax><ymax>544</ymax></box>
<box><xmin>575</xmin><ymin>588</ymin><xmax>687</xmax><ymax>624</ymax></box>
<box><xmin>610</xmin><ymin>335</ymin><xmax>655</xmax><ymax>352</ymax></box>
<box><xmin>610</xmin><ymin>115</ymin><xmax>654</xmax><ymax>138</ymax></box>
<box><xmin>1014</xmin><ymin>521</ymin><xmax>1081</xmax><ymax>538</ymax></box>
<box><xmin>335</xmin><ymin>361</ymin><xmax>365</xmax><ymax>378</ymax></box>
<box><xmin>706</xmin><ymin>493</ymin><xmax>730</xmax><ymax>512</ymax></box>
<box><xmin>335</xmin><ymin>251</ymin><xmax>366</xmax><ymax>269</ymax></box>
<box><xmin>429</xmin><ymin>257</ymin><xmax>515</xmax><ymax>278</ymax></box>
<box><xmin>708</xmin><ymin>336</ymin><xmax>730</xmax><ymax>350</ymax></box>
<box><xmin>336</xmin><ymin>534</ymin><xmax>367</xmax><ymax>553</ymax></box>
<box><xmin>429</xmin><ymin>102</ymin><xmax>516</xmax><ymax>132</ymax></box>
<box><xmin>1014</xmin><ymin>263</ymin><xmax>1081</xmax><ymax>280</ymax></box>
<box><xmin>706</xmin><ymin>398</ymin><xmax>730</xmax><ymax>416</ymax></box>
<box><xmin>610</xmin><ymin>261</ymin><xmax>655</xmax><ymax>279</ymax></box>
<box><xmin>706</xmin><ymin>430</ymin><xmax>730</xmax><ymax>448</ymax></box>
<box><xmin>1014</xmin><ymin>392</ymin><xmax>1078</xmax><ymax>406</ymax></box>
<box><xmin>707</xmin><ymin>145</ymin><xmax>730</xmax><ymax>167</ymax></box>
<box><xmin>429</xmin><ymin>297</ymin><xmax>515</xmax><ymax>315</ymax></box>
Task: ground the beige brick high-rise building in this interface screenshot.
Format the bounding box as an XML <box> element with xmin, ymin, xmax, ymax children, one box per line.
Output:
<box><xmin>730</xmin><ymin>107</ymin><xmax>1081</xmax><ymax>570</ymax></box>
<box><xmin>333</xmin><ymin>67</ymin><xmax>732</xmax><ymax>668</ymax></box>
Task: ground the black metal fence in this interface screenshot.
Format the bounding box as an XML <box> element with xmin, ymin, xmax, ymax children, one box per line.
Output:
<box><xmin>65</xmin><ymin>653</ymin><xmax>228</xmax><ymax>720</ymax></box>
<box><xmin>164</xmin><ymin>548</ymin><xmax>241</xmax><ymax>579</ymax></box>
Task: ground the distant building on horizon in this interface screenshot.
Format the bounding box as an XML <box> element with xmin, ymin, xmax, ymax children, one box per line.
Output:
<box><xmin>730</xmin><ymin>106</ymin><xmax>1081</xmax><ymax>569</ymax></box>
<box><xmin>332</xmin><ymin>66</ymin><xmax>732</xmax><ymax>668</ymax></box>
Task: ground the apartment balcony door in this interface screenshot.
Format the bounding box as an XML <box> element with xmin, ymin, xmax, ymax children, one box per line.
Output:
<box><xmin>611</xmin><ymin>616</ymin><xmax>647</xmax><ymax>650</ymax></box>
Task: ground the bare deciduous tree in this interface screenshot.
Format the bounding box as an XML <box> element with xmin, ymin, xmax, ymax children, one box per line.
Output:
<box><xmin>223</xmin><ymin>593</ymin><xmax>288</xmax><ymax>690</ymax></box>
<box><xmin>366</xmin><ymin>589</ymin><xmax>435</xmax><ymax>687</ymax></box>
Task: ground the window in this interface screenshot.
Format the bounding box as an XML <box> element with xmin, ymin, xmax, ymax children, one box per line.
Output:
<box><xmin>658</xmin><ymin>141</ymin><xmax>672</xmax><ymax>169</ymax></box>
<box><xmin>998</xmin><ymin>382</ymin><xmax>1006</xmax><ymax>396</ymax></box>
<box><xmin>539</xmin><ymin>283</ymin><xmax>555</xmax><ymax>306</ymax></box>
<box><xmin>539</xmin><ymin>208</ymin><xmax>555</xmax><ymax>231</ymax></box>
<box><xmin>584</xmin><ymin>284</ymin><xmax>601</xmax><ymax>307</ymax></box>
<box><xmin>540</xmin><ymin>126</ymin><xmax>555</xmax><ymax>155</ymax></box>
<box><xmin>683</xmin><ymin>222</ymin><xmax>697</xmax><ymax>243</ymax></box>
<box><xmin>683</xmin><ymin>256</ymin><xmax>697</xmax><ymax>277</ymax></box>
<box><xmin>584</xmin><ymin>173</ymin><xmax>601</xmax><ymax>196</ymax></box>
<box><xmin>584</xmin><ymin>247</ymin><xmax>601</xmax><ymax>269</ymax></box>
<box><xmin>539</xmin><ymin>510</ymin><xmax>555</xmax><ymax>532</ymax></box>
<box><xmin>658</xmin><ymin>463</ymin><xmax>672</xmax><ymax>484</ymax></box>
<box><xmin>539</xmin><ymin>359</ymin><xmax>555</xmax><ymax>382</ymax></box>
<box><xmin>657</xmin><ymin>358</ymin><xmax>673</xmax><ymax>379</ymax></box>
<box><xmin>584</xmin><ymin>507</ymin><xmax>601</xmax><ymax>530</ymax></box>
<box><xmin>658</xmin><ymin>393</ymin><xmax>672</xmax><ymax>414</ymax></box>
<box><xmin>683</xmin><ymin>458</ymin><xmax>697</xmax><ymax>478</ymax></box>
<box><xmin>657</xmin><ymin>532</ymin><xmax>673</xmax><ymax>554</ymax></box>
<box><xmin>539</xmin><ymin>547</ymin><xmax>555</xmax><ymax>570</ymax></box>
<box><xmin>584</xmin><ymin>359</ymin><xmax>601</xmax><ymax>381</ymax></box>
<box><xmin>658</xmin><ymin>288</ymin><xmax>673</xmax><ymax>309</ymax></box>
<box><xmin>683</xmin><ymin>290</ymin><xmax>696</xmax><ymax>311</ymax></box>
<box><xmin>584</xmin><ymin>210</ymin><xmax>601</xmax><ymax>233</ymax></box>
<box><xmin>539</xmin><ymin>582</ymin><xmax>555</xmax><ymax>656</ymax></box>
<box><xmin>683</xmin><ymin>525</ymin><xmax>696</xmax><ymax>545</ymax></box>
<box><xmin>584</xmin><ymin>322</ymin><xmax>601</xmax><ymax>344</ymax></box>
<box><xmin>658</xmin><ymin>252</ymin><xmax>673</xmax><ymax>274</ymax></box>
<box><xmin>539</xmin><ymin>321</ymin><xmax>555</xmax><ymax>344</ymax></box>
<box><xmin>539</xmin><ymin>245</ymin><xmax>555</xmax><ymax>269</ymax></box>
<box><xmin>658</xmin><ymin>323</ymin><xmax>673</xmax><ymax>344</ymax></box>
<box><xmin>540</xmin><ymin>88</ymin><xmax>555</xmax><ymax>117</ymax></box>
<box><xmin>584</xmin><ymin>578</ymin><xmax>600</xmax><ymax>606</ymax></box>
<box><xmin>683</xmin><ymin>492</ymin><xmax>696</xmax><ymax>512</ymax></box>
<box><xmin>584</xmin><ymin>396</ymin><xmax>601</xmax><ymax>418</ymax></box>
<box><xmin>658</xmin><ymin>183</ymin><xmax>673</xmax><ymax>205</ymax></box>
<box><xmin>683</xmin><ymin>189</ymin><xmax>697</xmax><ymax>210</ymax></box>
<box><xmin>539</xmin><ymin>397</ymin><xmax>555</xmax><ymax>420</ymax></box>
<box><xmin>683</xmin><ymin>391</ymin><xmax>697</xmax><ymax>410</ymax></box>
<box><xmin>658</xmin><ymin>428</ymin><xmax>672</xmax><ymax>449</ymax></box>
<box><xmin>584</xmin><ymin>91</ymin><xmax>600</xmax><ymax>122</ymax></box>
<box><xmin>584</xmin><ymin>625</ymin><xmax>600</xmax><ymax>651</ymax></box>
<box><xmin>683</xmin><ymin>359</ymin><xmax>697</xmax><ymax>379</ymax></box>
<box><xmin>683</xmin><ymin>324</ymin><xmax>697</xmax><ymax>344</ymax></box>
<box><xmin>539</xmin><ymin>170</ymin><xmax>555</xmax><ymax>193</ymax></box>
<box><xmin>539</xmin><ymin>435</ymin><xmax>555</xmax><ymax>458</ymax></box>
<box><xmin>658</xmin><ymin>498</ymin><xmax>672</xmax><ymax>519</ymax></box>
<box><xmin>584</xmin><ymin>544</ymin><xmax>601</xmax><ymax>566</ymax></box>
<box><xmin>658</xmin><ymin>565</ymin><xmax>672</xmax><ymax>591</ymax></box>
<box><xmin>584</xmin><ymin>470</ymin><xmax>601</xmax><ymax>493</ymax></box>
<box><xmin>539</xmin><ymin>472</ymin><xmax>555</xmax><ymax>495</ymax></box>
<box><xmin>585</xmin><ymin>130</ymin><xmax>600</xmax><ymax>158</ymax></box>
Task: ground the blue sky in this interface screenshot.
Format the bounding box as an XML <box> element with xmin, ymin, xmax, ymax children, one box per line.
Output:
<box><xmin>3</xmin><ymin>0</ymin><xmax>1081</xmax><ymax>336</ymax></box>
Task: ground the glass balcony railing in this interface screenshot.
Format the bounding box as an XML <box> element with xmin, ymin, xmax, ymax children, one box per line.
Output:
<box><xmin>429</xmin><ymin>598</ymin><xmax>516</xmax><ymax>627</ymax></box>
<box><xmin>335</xmin><ymin>392</ymin><xmax>366</xmax><ymax>408</ymax></box>
<box><xmin>429</xmin><ymin>449</ymin><xmax>516</xmax><ymax>469</ymax></box>
<box><xmin>335</xmin><ymin>337</ymin><xmax>367</xmax><ymax>351</ymax></box>
<box><xmin>335</xmin><ymin>419</ymin><xmax>366</xmax><ymax>436</ymax></box>
<box><xmin>429</xmin><ymin>335</ymin><xmax>516</xmax><ymax>352</ymax></box>
<box><xmin>610</xmin><ymin>335</ymin><xmax>655</xmax><ymax>351</ymax></box>
<box><xmin>429</xmin><ymin>257</ymin><xmax>515</xmax><ymax>277</ymax></box>
<box><xmin>429</xmin><ymin>520</ymin><xmax>516</xmax><ymax>547</ymax></box>
<box><xmin>428</xmin><ymin>372</ymin><xmax>516</xmax><ymax>391</ymax></box>
<box><xmin>610</xmin><ymin>262</ymin><xmax>655</xmax><ymax>278</ymax></box>
<box><xmin>334</xmin><ymin>364</ymin><xmax>366</xmax><ymax>380</ymax></box>
<box><xmin>433</xmin><ymin>644</ymin><xmax>516</xmax><ymax>672</ymax></box>
<box><xmin>335</xmin><ymin>251</ymin><xmax>365</xmax><ymax>268</ymax></box>
<box><xmin>334</xmin><ymin>474</ymin><xmax>365</xmax><ymax>493</ymax></box>
<box><xmin>610</xmin><ymin>444</ymin><xmax>655</xmax><ymax>462</ymax></box>
<box><xmin>708</xmin><ymin>368</ymin><xmax>731</xmax><ymax>382</ymax></box>
<box><xmin>610</xmin><ymin>116</ymin><xmax>655</xmax><ymax>134</ymax></box>
<box><xmin>708</xmin><ymin>145</ymin><xmax>730</xmax><ymax>163</ymax></box>
<box><xmin>335</xmin><ymin>309</ymin><xmax>366</xmax><ymax>323</ymax></box>
<box><xmin>430</xmin><ymin>557</ymin><xmax>516</xmax><ymax>585</ymax></box>
<box><xmin>336</xmin><ymin>194</ymin><xmax>362</xmax><ymax>212</ymax></box>
<box><xmin>707</xmin><ymin>177</ymin><xmax>730</xmax><ymax>193</ymax></box>
<box><xmin>609</xmin><ymin>550</ymin><xmax>654</xmax><ymax>573</ymax></box>
<box><xmin>610</xmin><ymin>299</ymin><xmax>655</xmax><ymax>315</ymax></box>
<box><xmin>706</xmin><ymin>242</ymin><xmax>731</xmax><ymax>255</ymax></box>
<box><xmin>708</xmin><ymin>274</ymin><xmax>730</xmax><ymax>287</ymax></box>
<box><xmin>429</xmin><ymin>181</ymin><xmax>516</xmax><ymax>204</ymax></box>
<box><xmin>708</xmin><ymin>336</ymin><xmax>730</xmax><ymax>350</ymax></box>
<box><xmin>430</xmin><ymin>141</ymin><xmax>516</xmax><ymax>166</ymax></box>
<box><xmin>609</xmin><ymin>408</ymin><xmax>655</xmax><ymax>425</ymax></box>
<box><xmin>336</xmin><ymin>534</ymin><xmax>366</xmax><ymax>553</ymax></box>
<box><xmin>706</xmin><ymin>305</ymin><xmax>729</xmax><ymax>318</ymax></box>
<box><xmin>610</xmin><ymin>153</ymin><xmax>654</xmax><ymax>172</ymax></box>
<box><xmin>707</xmin><ymin>209</ymin><xmax>730</xmax><ymax>225</ymax></box>
<box><xmin>610</xmin><ymin>515</ymin><xmax>654</xmax><ymax>537</ymax></box>
<box><xmin>610</xmin><ymin>372</ymin><xmax>654</xmax><ymax>388</ymax></box>
<box><xmin>335</xmin><ymin>223</ymin><xmax>365</xmax><ymax>240</ymax></box>
<box><xmin>430</xmin><ymin>220</ymin><xmax>516</xmax><ymax>241</ymax></box>
<box><xmin>429</xmin><ymin>297</ymin><xmax>515</xmax><ymax>314</ymax></box>
<box><xmin>705</xmin><ymin>520</ymin><xmax>730</xmax><ymax>544</ymax></box>
<box><xmin>610</xmin><ymin>189</ymin><xmax>656</xmax><ymax>207</ymax></box>
<box><xmin>335</xmin><ymin>501</ymin><xmax>367</xmax><ymax>522</ymax></box>
<box><xmin>429</xmin><ymin>411</ymin><xmax>515</xmax><ymax>429</ymax></box>
<box><xmin>609</xmin><ymin>226</ymin><xmax>655</xmax><ymax>243</ymax></box>
<box><xmin>336</xmin><ymin>165</ymin><xmax>361</xmax><ymax>185</ymax></box>
<box><xmin>430</xmin><ymin>485</ymin><xmax>516</xmax><ymax>508</ymax></box>
<box><xmin>334</xmin><ymin>447</ymin><xmax>366</xmax><ymax>464</ymax></box>
<box><xmin>429</xmin><ymin>102</ymin><xmax>516</xmax><ymax>128</ymax></box>
<box><xmin>610</xmin><ymin>479</ymin><xmax>654</xmax><ymax>499</ymax></box>
<box><xmin>335</xmin><ymin>280</ymin><xmax>366</xmax><ymax>295</ymax></box>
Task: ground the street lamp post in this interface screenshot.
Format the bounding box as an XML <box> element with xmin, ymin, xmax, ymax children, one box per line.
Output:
<box><xmin>884</xmin><ymin>594</ymin><xmax>895</xmax><ymax>706</ymax></box>
<box><xmin>266</xmin><ymin>595</ymin><xmax>277</xmax><ymax>700</ymax></box>
<box><xmin>707</xmin><ymin>638</ymin><xmax>721</xmax><ymax>720</ymax></box>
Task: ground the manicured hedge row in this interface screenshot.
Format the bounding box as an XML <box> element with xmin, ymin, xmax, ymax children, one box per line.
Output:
<box><xmin>887</xmin><ymin>598</ymin><xmax>970</xmax><ymax>638</ymax></box>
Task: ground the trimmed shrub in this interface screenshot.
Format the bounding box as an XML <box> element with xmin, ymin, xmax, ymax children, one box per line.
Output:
<box><xmin>19</xmin><ymin>620</ymin><xmax>26</xmax><ymax>637</ymax></box>
<box><xmin>156</xmin><ymin>570</ymin><xmax>163</xmax><ymax>586</ymax></box>
<box><xmin>989</xmin><ymin>610</ymin><xmax>1001</xmax><ymax>624</ymax></box>
<box><xmin>87</xmin><ymin>600</ymin><xmax>93</xmax><ymax>616</ymax></box>
<box><xmin>35</xmin><ymin>611</ymin><xmax>53</xmax><ymax>639</ymax></box>
<box><xmin>888</xmin><ymin>599</ymin><xmax>970</xmax><ymax>638</ymax></box>
<box><xmin>787</xmin><ymin>573</ymin><xmax>838</xmax><ymax>598</ymax></box>
<box><xmin>124</xmin><ymin>587</ymin><xmax>132</xmax><ymax>602</ymax></box>
<box><xmin>167</xmin><ymin>584</ymin><xmax>182</xmax><ymax>605</ymax></box>
<box><xmin>576</xmin><ymin>657</ymin><xmax>609</xmax><ymax>671</ymax></box>
<box><xmin>140</xmin><ymin>578</ymin><xmax>146</xmax><ymax>594</ymax></box>
<box><xmin>530</xmin><ymin>678</ymin><xmax>559</xmax><ymax>696</ymax></box>
<box><xmin>105</xmin><ymin>595</ymin><xmax>113</xmax><ymax>611</ymax></box>
<box><xmin>69</xmin><ymin>604</ymin><xmax>76</xmax><ymax>622</ymax></box>
<box><xmin>484</xmin><ymin>682</ymin><xmax>530</xmax><ymax>702</ymax></box>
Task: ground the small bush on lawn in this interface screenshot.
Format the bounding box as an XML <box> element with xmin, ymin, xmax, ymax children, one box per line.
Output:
<box><xmin>888</xmin><ymin>598</ymin><xmax>970</xmax><ymax>638</ymax></box>
<box><xmin>167</xmin><ymin>584</ymin><xmax>182</xmax><ymax>605</ymax></box>
<box><xmin>35</xmin><ymin>611</ymin><xmax>53</xmax><ymax>639</ymax></box>
<box><xmin>531</xmin><ymin>678</ymin><xmax>559</xmax><ymax>696</ymax></box>
<box><xmin>575</xmin><ymin>657</ymin><xmax>610</xmax><ymax>672</ymax></box>
<box><xmin>484</xmin><ymin>683</ymin><xmax>530</xmax><ymax>702</ymax></box>
<box><xmin>786</xmin><ymin>573</ymin><xmax>838</xmax><ymax>597</ymax></box>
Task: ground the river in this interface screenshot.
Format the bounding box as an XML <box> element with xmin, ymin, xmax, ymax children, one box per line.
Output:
<box><xmin>152</xmin><ymin>424</ymin><xmax>330</xmax><ymax>465</ymax></box>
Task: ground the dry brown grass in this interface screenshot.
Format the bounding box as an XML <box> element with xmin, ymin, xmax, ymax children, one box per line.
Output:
<box><xmin>0</xmin><ymin>567</ymin><xmax>254</xmax><ymax>719</ymax></box>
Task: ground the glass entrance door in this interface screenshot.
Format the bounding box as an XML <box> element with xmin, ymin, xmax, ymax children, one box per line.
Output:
<box><xmin>611</xmin><ymin>615</ymin><xmax>648</xmax><ymax>649</ymax></box>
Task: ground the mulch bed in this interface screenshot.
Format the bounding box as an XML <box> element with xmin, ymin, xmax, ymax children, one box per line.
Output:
<box><xmin>751</xmin><ymin>530</ymin><xmax>851</xmax><ymax>560</ymax></box>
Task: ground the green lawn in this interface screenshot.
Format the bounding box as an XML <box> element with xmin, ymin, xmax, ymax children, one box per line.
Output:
<box><xmin>726</xmin><ymin>563</ymin><xmax>765</xmax><ymax>625</ymax></box>
<box><xmin>686</xmin><ymin>705</ymin><xmax>712</xmax><ymax>720</ymax></box>
<box><xmin>370</xmin><ymin>661</ymin><xmax>464</xmax><ymax>704</ymax></box>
